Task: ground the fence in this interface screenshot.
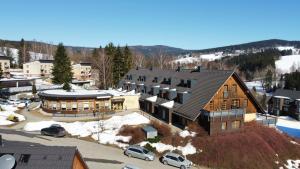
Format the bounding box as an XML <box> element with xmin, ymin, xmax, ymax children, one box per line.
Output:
<box><xmin>256</xmin><ymin>113</ymin><xmax>277</xmax><ymax>127</ymax></box>
<box><xmin>53</xmin><ymin>111</ymin><xmax>115</xmax><ymax>117</ymax></box>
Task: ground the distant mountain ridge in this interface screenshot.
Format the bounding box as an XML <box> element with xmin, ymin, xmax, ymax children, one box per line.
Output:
<box><xmin>1</xmin><ymin>38</ymin><xmax>300</xmax><ymax>57</ymax></box>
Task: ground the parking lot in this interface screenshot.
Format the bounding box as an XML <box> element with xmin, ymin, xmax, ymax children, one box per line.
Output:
<box><xmin>0</xmin><ymin>129</ymin><xmax>199</xmax><ymax>169</ymax></box>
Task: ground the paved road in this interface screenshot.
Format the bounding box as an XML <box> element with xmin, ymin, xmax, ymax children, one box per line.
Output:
<box><xmin>0</xmin><ymin>129</ymin><xmax>200</xmax><ymax>169</ymax></box>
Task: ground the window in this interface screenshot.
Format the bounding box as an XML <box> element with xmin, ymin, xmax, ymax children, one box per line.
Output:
<box><xmin>243</xmin><ymin>99</ymin><xmax>248</xmax><ymax>108</ymax></box>
<box><xmin>224</xmin><ymin>85</ymin><xmax>228</xmax><ymax>91</ymax></box>
<box><xmin>221</xmin><ymin>100</ymin><xmax>227</xmax><ymax>110</ymax></box>
<box><xmin>223</xmin><ymin>85</ymin><xmax>228</xmax><ymax>98</ymax></box>
<box><xmin>232</xmin><ymin>120</ymin><xmax>241</xmax><ymax>129</ymax></box>
<box><xmin>61</xmin><ymin>102</ymin><xmax>66</xmax><ymax>111</ymax></box>
<box><xmin>19</xmin><ymin>154</ymin><xmax>31</xmax><ymax>163</ymax></box>
<box><xmin>232</xmin><ymin>99</ymin><xmax>240</xmax><ymax>108</ymax></box>
<box><xmin>284</xmin><ymin>99</ymin><xmax>290</xmax><ymax>105</ymax></box>
<box><xmin>232</xmin><ymin>84</ymin><xmax>237</xmax><ymax>92</ymax></box>
<box><xmin>96</xmin><ymin>103</ymin><xmax>100</xmax><ymax>109</ymax></box>
<box><xmin>209</xmin><ymin>101</ymin><xmax>214</xmax><ymax>110</ymax></box>
<box><xmin>52</xmin><ymin>103</ymin><xmax>57</xmax><ymax>110</ymax></box>
<box><xmin>72</xmin><ymin>103</ymin><xmax>77</xmax><ymax>111</ymax></box>
<box><xmin>83</xmin><ymin>103</ymin><xmax>89</xmax><ymax>110</ymax></box>
<box><xmin>221</xmin><ymin>122</ymin><xmax>227</xmax><ymax>130</ymax></box>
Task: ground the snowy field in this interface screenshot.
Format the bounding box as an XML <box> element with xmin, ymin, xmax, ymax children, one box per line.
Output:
<box><xmin>0</xmin><ymin>104</ymin><xmax>25</xmax><ymax>125</ymax></box>
<box><xmin>276</xmin><ymin>116</ymin><xmax>300</xmax><ymax>138</ymax></box>
<box><xmin>275</xmin><ymin>55</ymin><xmax>300</xmax><ymax>74</ymax></box>
<box><xmin>23</xmin><ymin>112</ymin><xmax>197</xmax><ymax>155</ymax></box>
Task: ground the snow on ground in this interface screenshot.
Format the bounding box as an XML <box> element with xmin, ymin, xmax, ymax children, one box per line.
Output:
<box><xmin>200</xmin><ymin>52</ymin><xmax>224</xmax><ymax>61</ymax></box>
<box><xmin>275</xmin><ymin>55</ymin><xmax>300</xmax><ymax>74</ymax></box>
<box><xmin>24</xmin><ymin>112</ymin><xmax>150</xmax><ymax>148</ymax></box>
<box><xmin>0</xmin><ymin>104</ymin><xmax>25</xmax><ymax>125</ymax></box>
<box><xmin>244</xmin><ymin>81</ymin><xmax>266</xmax><ymax>95</ymax></box>
<box><xmin>276</xmin><ymin>116</ymin><xmax>300</xmax><ymax>138</ymax></box>
<box><xmin>179</xmin><ymin>130</ymin><xmax>196</xmax><ymax>138</ymax></box>
<box><xmin>139</xmin><ymin>141</ymin><xmax>197</xmax><ymax>155</ymax></box>
<box><xmin>284</xmin><ymin>159</ymin><xmax>300</xmax><ymax>169</ymax></box>
<box><xmin>173</xmin><ymin>57</ymin><xmax>202</xmax><ymax>64</ymax></box>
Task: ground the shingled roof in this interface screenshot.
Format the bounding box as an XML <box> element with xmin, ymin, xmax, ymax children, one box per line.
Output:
<box><xmin>122</xmin><ymin>67</ymin><xmax>265</xmax><ymax>121</ymax></box>
<box><xmin>173</xmin><ymin>71</ymin><xmax>234</xmax><ymax>120</ymax></box>
<box><xmin>273</xmin><ymin>88</ymin><xmax>300</xmax><ymax>100</ymax></box>
<box><xmin>0</xmin><ymin>139</ymin><xmax>88</xmax><ymax>169</ymax></box>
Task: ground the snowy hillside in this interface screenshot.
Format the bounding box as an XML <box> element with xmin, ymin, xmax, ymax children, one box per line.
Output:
<box><xmin>275</xmin><ymin>55</ymin><xmax>300</xmax><ymax>73</ymax></box>
<box><xmin>276</xmin><ymin>46</ymin><xmax>300</xmax><ymax>55</ymax></box>
<box><xmin>0</xmin><ymin>47</ymin><xmax>53</xmax><ymax>63</ymax></box>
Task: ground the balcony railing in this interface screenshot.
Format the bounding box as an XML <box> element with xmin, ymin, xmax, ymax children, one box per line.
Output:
<box><xmin>203</xmin><ymin>109</ymin><xmax>245</xmax><ymax>118</ymax></box>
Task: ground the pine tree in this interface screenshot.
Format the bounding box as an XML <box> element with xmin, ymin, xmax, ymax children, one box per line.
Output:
<box><xmin>32</xmin><ymin>83</ymin><xmax>37</xmax><ymax>95</ymax></box>
<box><xmin>264</xmin><ymin>69</ymin><xmax>273</xmax><ymax>90</ymax></box>
<box><xmin>52</xmin><ymin>43</ymin><xmax>73</xmax><ymax>91</ymax></box>
<box><xmin>104</xmin><ymin>43</ymin><xmax>116</xmax><ymax>87</ymax></box>
<box><xmin>123</xmin><ymin>45</ymin><xmax>133</xmax><ymax>74</ymax></box>
<box><xmin>112</xmin><ymin>46</ymin><xmax>123</xmax><ymax>86</ymax></box>
<box><xmin>18</xmin><ymin>38</ymin><xmax>31</xmax><ymax>68</ymax></box>
<box><xmin>18</xmin><ymin>38</ymin><xmax>25</xmax><ymax>68</ymax></box>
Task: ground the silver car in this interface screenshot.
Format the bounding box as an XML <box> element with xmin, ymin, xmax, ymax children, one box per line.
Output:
<box><xmin>162</xmin><ymin>152</ymin><xmax>192</xmax><ymax>169</ymax></box>
<box><xmin>124</xmin><ymin>145</ymin><xmax>155</xmax><ymax>161</ymax></box>
<box><xmin>122</xmin><ymin>164</ymin><xmax>140</xmax><ymax>169</ymax></box>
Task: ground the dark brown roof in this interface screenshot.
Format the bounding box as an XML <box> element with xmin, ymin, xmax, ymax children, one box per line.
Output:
<box><xmin>39</xmin><ymin>59</ymin><xmax>54</xmax><ymax>63</ymax></box>
<box><xmin>122</xmin><ymin>68</ymin><xmax>265</xmax><ymax>120</ymax></box>
<box><xmin>273</xmin><ymin>88</ymin><xmax>300</xmax><ymax>99</ymax></box>
<box><xmin>0</xmin><ymin>139</ymin><xmax>87</xmax><ymax>169</ymax></box>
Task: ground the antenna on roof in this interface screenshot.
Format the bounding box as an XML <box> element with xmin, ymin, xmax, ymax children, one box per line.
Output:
<box><xmin>0</xmin><ymin>154</ymin><xmax>16</xmax><ymax>169</ymax></box>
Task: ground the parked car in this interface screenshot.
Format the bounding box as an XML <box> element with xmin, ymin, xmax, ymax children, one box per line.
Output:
<box><xmin>41</xmin><ymin>124</ymin><xmax>66</xmax><ymax>137</ymax></box>
<box><xmin>122</xmin><ymin>164</ymin><xmax>140</xmax><ymax>169</ymax></box>
<box><xmin>161</xmin><ymin>152</ymin><xmax>192</xmax><ymax>169</ymax></box>
<box><xmin>124</xmin><ymin>145</ymin><xmax>155</xmax><ymax>161</ymax></box>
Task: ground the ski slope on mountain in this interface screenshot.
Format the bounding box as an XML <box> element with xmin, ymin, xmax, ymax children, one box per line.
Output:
<box><xmin>275</xmin><ymin>55</ymin><xmax>300</xmax><ymax>73</ymax></box>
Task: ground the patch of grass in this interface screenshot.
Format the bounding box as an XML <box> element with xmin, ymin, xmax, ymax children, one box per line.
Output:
<box><xmin>147</xmin><ymin>136</ymin><xmax>160</xmax><ymax>143</ymax></box>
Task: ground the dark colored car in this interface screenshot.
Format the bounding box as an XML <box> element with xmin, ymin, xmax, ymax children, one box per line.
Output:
<box><xmin>41</xmin><ymin>124</ymin><xmax>66</xmax><ymax>137</ymax></box>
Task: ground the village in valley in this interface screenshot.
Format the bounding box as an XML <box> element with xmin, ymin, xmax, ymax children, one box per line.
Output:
<box><xmin>0</xmin><ymin>1</ymin><xmax>300</xmax><ymax>169</ymax></box>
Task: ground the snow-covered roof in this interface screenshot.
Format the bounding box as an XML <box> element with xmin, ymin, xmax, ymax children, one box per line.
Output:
<box><xmin>274</xmin><ymin>96</ymin><xmax>290</xmax><ymax>99</ymax></box>
<box><xmin>39</xmin><ymin>89</ymin><xmax>138</xmax><ymax>99</ymax></box>
<box><xmin>161</xmin><ymin>101</ymin><xmax>174</xmax><ymax>109</ymax></box>
<box><xmin>146</xmin><ymin>96</ymin><xmax>158</xmax><ymax>102</ymax></box>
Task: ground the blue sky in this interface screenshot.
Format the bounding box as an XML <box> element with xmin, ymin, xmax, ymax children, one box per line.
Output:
<box><xmin>0</xmin><ymin>0</ymin><xmax>299</xmax><ymax>49</ymax></box>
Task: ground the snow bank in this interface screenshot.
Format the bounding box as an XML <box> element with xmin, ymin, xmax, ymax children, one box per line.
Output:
<box><xmin>0</xmin><ymin>111</ymin><xmax>25</xmax><ymax>125</ymax></box>
<box><xmin>24</xmin><ymin>112</ymin><xmax>150</xmax><ymax>147</ymax></box>
<box><xmin>284</xmin><ymin>159</ymin><xmax>300</xmax><ymax>169</ymax></box>
<box><xmin>179</xmin><ymin>130</ymin><xmax>196</xmax><ymax>138</ymax></box>
<box><xmin>276</xmin><ymin>116</ymin><xmax>300</xmax><ymax>138</ymax></box>
<box><xmin>200</xmin><ymin>52</ymin><xmax>224</xmax><ymax>61</ymax></box>
<box><xmin>275</xmin><ymin>55</ymin><xmax>300</xmax><ymax>74</ymax></box>
<box><xmin>140</xmin><ymin>141</ymin><xmax>197</xmax><ymax>155</ymax></box>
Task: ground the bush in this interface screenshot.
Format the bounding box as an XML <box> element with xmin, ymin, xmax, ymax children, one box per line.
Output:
<box><xmin>6</xmin><ymin>114</ymin><xmax>19</xmax><ymax>122</ymax></box>
<box><xmin>144</xmin><ymin>143</ymin><xmax>156</xmax><ymax>152</ymax></box>
<box><xmin>151</xmin><ymin>121</ymin><xmax>172</xmax><ymax>137</ymax></box>
<box><xmin>147</xmin><ymin>136</ymin><xmax>160</xmax><ymax>143</ymax></box>
<box><xmin>118</xmin><ymin>125</ymin><xmax>145</xmax><ymax>144</ymax></box>
<box><xmin>188</xmin><ymin>122</ymin><xmax>300</xmax><ymax>169</ymax></box>
<box><xmin>187</xmin><ymin>122</ymin><xmax>208</xmax><ymax>137</ymax></box>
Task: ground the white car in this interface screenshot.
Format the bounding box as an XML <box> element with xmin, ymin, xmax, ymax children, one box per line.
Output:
<box><xmin>162</xmin><ymin>152</ymin><xmax>192</xmax><ymax>169</ymax></box>
<box><xmin>122</xmin><ymin>164</ymin><xmax>140</xmax><ymax>169</ymax></box>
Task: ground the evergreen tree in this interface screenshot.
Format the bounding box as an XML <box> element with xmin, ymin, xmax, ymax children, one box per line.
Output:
<box><xmin>123</xmin><ymin>45</ymin><xmax>133</xmax><ymax>74</ymax></box>
<box><xmin>52</xmin><ymin>43</ymin><xmax>73</xmax><ymax>91</ymax></box>
<box><xmin>112</xmin><ymin>46</ymin><xmax>124</xmax><ymax>86</ymax></box>
<box><xmin>18</xmin><ymin>38</ymin><xmax>31</xmax><ymax>68</ymax></box>
<box><xmin>104</xmin><ymin>43</ymin><xmax>116</xmax><ymax>87</ymax></box>
<box><xmin>32</xmin><ymin>83</ymin><xmax>37</xmax><ymax>95</ymax></box>
<box><xmin>284</xmin><ymin>71</ymin><xmax>300</xmax><ymax>90</ymax></box>
<box><xmin>264</xmin><ymin>69</ymin><xmax>273</xmax><ymax>90</ymax></box>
